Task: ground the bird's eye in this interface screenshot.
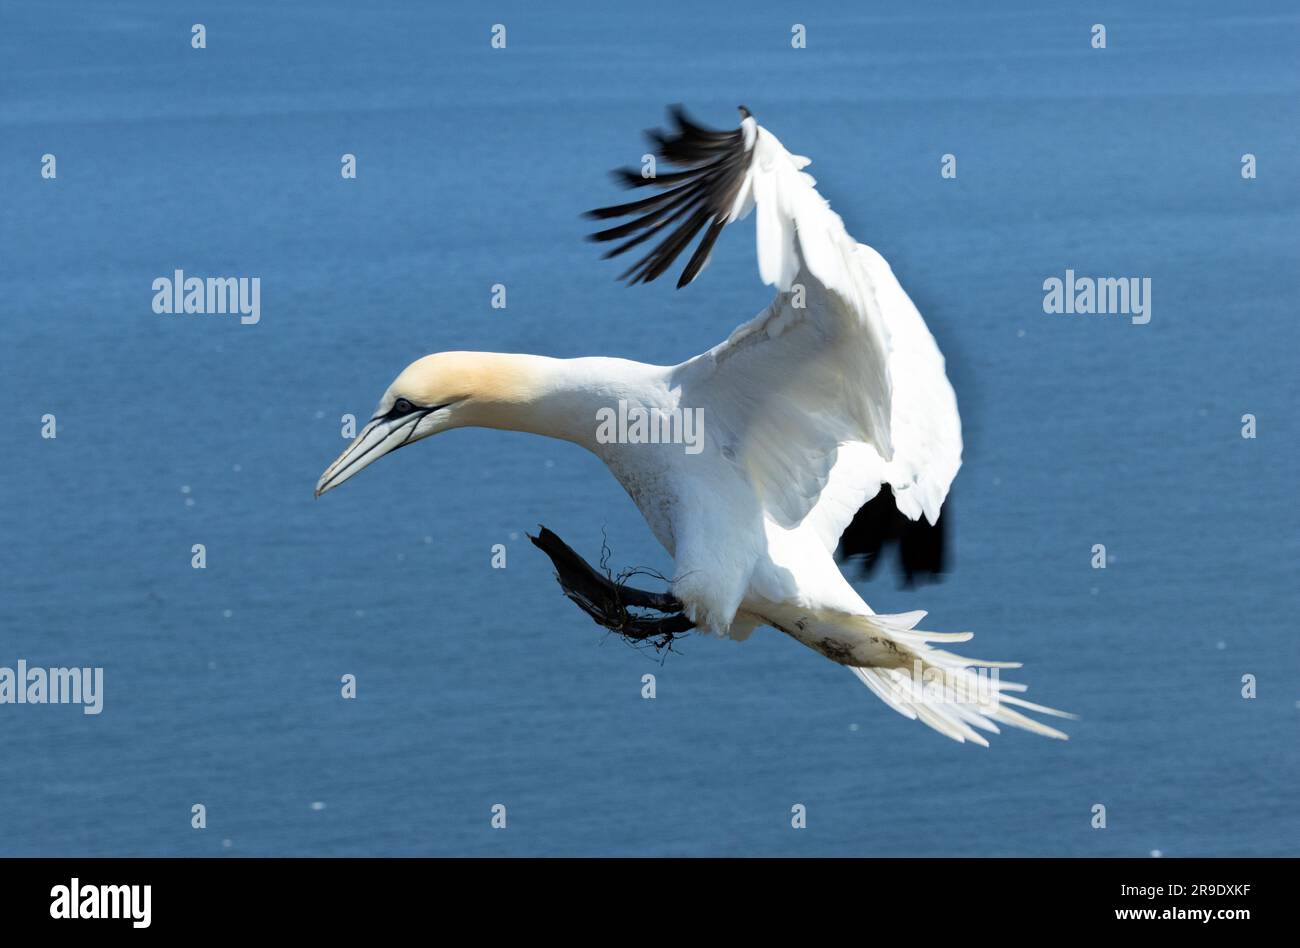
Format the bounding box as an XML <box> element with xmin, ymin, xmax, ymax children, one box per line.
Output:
<box><xmin>393</xmin><ymin>398</ymin><xmax>414</xmax><ymax>415</ymax></box>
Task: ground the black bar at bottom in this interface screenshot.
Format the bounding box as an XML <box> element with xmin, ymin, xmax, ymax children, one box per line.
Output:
<box><xmin>0</xmin><ymin>857</ymin><xmax>1286</xmax><ymax>933</ymax></box>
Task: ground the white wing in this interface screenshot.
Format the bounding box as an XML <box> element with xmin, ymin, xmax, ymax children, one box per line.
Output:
<box><xmin>800</xmin><ymin>243</ymin><xmax>962</xmax><ymax>551</ymax></box>
<box><xmin>590</xmin><ymin>107</ymin><xmax>961</xmax><ymax>543</ymax></box>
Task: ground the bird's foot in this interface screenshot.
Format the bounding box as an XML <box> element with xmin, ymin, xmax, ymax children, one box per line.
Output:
<box><xmin>528</xmin><ymin>526</ymin><xmax>695</xmax><ymax>651</ymax></box>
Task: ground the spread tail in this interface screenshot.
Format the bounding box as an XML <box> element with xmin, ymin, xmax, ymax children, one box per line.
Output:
<box><xmin>791</xmin><ymin>609</ymin><xmax>1076</xmax><ymax>745</ymax></box>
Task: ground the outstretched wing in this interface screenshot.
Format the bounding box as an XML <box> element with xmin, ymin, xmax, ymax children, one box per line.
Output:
<box><xmin>590</xmin><ymin>107</ymin><xmax>961</xmax><ymax>551</ymax></box>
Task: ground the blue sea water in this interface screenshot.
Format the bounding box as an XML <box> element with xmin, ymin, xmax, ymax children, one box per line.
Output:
<box><xmin>1</xmin><ymin>0</ymin><xmax>1297</xmax><ymax>856</ymax></box>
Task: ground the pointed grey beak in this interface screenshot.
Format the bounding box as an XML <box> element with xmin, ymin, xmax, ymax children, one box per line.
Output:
<box><xmin>315</xmin><ymin>411</ymin><xmax>426</xmax><ymax>498</ymax></box>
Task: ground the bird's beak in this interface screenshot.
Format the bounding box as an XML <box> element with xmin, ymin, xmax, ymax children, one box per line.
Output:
<box><xmin>315</xmin><ymin>412</ymin><xmax>425</xmax><ymax>498</ymax></box>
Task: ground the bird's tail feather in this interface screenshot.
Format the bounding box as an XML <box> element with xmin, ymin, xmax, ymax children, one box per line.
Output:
<box><xmin>829</xmin><ymin>610</ymin><xmax>1075</xmax><ymax>745</ymax></box>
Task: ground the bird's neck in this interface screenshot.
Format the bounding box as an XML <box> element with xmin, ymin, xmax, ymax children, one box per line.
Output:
<box><xmin>456</xmin><ymin>353</ymin><xmax>656</xmax><ymax>450</ymax></box>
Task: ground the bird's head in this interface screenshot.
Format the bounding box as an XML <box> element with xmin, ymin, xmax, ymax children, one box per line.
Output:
<box><xmin>315</xmin><ymin>351</ymin><xmax>536</xmax><ymax>498</ymax></box>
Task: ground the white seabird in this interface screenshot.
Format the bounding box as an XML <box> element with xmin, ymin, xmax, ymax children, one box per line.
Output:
<box><xmin>316</xmin><ymin>106</ymin><xmax>1073</xmax><ymax>744</ymax></box>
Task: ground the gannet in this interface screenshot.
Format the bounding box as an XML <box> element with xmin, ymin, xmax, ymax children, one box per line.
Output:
<box><xmin>316</xmin><ymin>106</ymin><xmax>1073</xmax><ymax>744</ymax></box>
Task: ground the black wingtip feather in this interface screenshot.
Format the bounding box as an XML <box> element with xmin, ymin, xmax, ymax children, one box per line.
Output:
<box><xmin>587</xmin><ymin>105</ymin><xmax>753</xmax><ymax>288</ymax></box>
<box><xmin>676</xmin><ymin>218</ymin><xmax>725</xmax><ymax>288</ymax></box>
<box><xmin>836</xmin><ymin>487</ymin><xmax>949</xmax><ymax>587</ymax></box>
